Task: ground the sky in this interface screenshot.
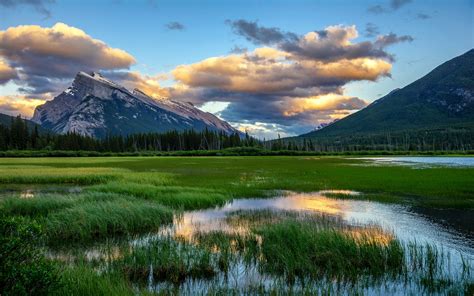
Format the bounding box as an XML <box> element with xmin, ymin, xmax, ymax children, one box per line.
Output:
<box><xmin>0</xmin><ymin>0</ymin><xmax>472</xmax><ymax>139</ymax></box>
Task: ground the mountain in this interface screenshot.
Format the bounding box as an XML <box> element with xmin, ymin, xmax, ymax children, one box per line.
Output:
<box><xmin>32</xmin><ymin>72</ymin><xmax>238</xmax><ymax>138</ymax></box>
<box><xmin>301</xmin><ymin>49</ymin><xmax>474</xmax><ymax>138</ymax></box>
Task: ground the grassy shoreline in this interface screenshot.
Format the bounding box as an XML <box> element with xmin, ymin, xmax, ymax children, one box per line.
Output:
<box><xmin>1</xmin><ymin>147</ymin><xmax>474</xmax><ymax>158</ymax></box>
<box><xmin>1</xmin><ymin>156</ymin><xmax>473</xmax><ymax>209</ymax></box>
<box><xmin>1</xmin><ymin>156</ymin><xmax>473</xmax><ymax>294</ymax></box>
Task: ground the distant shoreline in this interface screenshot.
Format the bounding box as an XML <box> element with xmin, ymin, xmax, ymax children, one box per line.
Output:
<box><xmin>0</xmin><ymin>148</ymin><xmax>473</xmax><ymax>158</ymax></box>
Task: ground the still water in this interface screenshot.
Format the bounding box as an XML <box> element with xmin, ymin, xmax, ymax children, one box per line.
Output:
<box><xmin>167</xmin><ymin>191</ymin><xmax>474</xmax><ymax>260</ymax></box>
<box><xmin>137</xmin><ymin>190</ymin><xmax>473</xmax><ymax>294</ymax></box>
<box><xmin>362</xmin><ymin>156</ymin><xmax>474</xmax><ymax>167</ymax></box>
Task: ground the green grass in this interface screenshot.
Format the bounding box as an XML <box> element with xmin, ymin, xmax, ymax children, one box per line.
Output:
<box><xmin>0</xmin><ymin>166</ymin><xmax>123</xmax><ymax>185</ymax></box>
<box><xmin>0</xmin><ymin>156</ymin><xmax>472</xmax><ymax>294</ymax></box>
<box><xmin>45</xmin><ymin>198</ymin><xmax>173</xmax><ymax>243</ymax></box>
<box><xmin>1</xmin><ymin>195</ymin><xmax>76</xmax><ymax>217</ymax></box>
<box><xmin>53</xmin><ymin>265</ymin><xmax>134</xmax><ymax>296</ymax></box>
<box><xmin>114</xmin><ymin>236</ymin><xmax>217</xmax><ymax>285</ymax></box>
<box><xmin>1</xmin><ymin>156</ymin><xmax>472</xmax><ymax>207</ymax></box>
<box><xmin>88</xmin><ymin>182</ymin><xmax>230</xmax><ymax>210</ymax></box>
<box><xmin>254</xmin><ymin>220</ymin><xmax>405</xmax><ymax>282</ymax></box>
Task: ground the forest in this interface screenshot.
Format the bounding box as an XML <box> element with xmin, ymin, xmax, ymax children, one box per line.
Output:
<box><xmin>1</xmin><ymin>115</ymin><xmax>474</xmax><ymax>153</ymax></box>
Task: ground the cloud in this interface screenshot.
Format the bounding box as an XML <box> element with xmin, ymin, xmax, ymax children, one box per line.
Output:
<box><xmin>0</xmin><ymin>95</ymin><xmax>45</xmax><ymax>117</ymax></box>
<box><xmin>279</xmin><ymin>26</ymin><xmax>392</xmax><ymax>61</ymax></box>
<box><xmin>0</xmin><ymin>59</ymin><xmax>17</xmax><ymax>84</ymax></box>
<box><xmin>170</xmin><ymin>22</ymin><xmax>416</xmax><ymax>136</ymax></box>
<box><xmin>165</xmin><ymin>21</ymin><xmax>185</xmax><ymax>31</ymax></box>
<box><xmin>216</xmin><ymin>93</ymin><xmax>365</xmax><ymax>138</ymax></box>
<box><xmin>229</xmin><ymin>45</ymin><xmax>248</xmax><ymax>54</ymax></box>
<box><xmin>105</xmin><ymin>71</ymin><xmax>170</xmax><ymax>98</ymax></box>
<box><xmin>0</xmin><ymin>23</ymin><xmax>136</xmax><ymax>95</ymax></box>
<box><xmin>226</xmin><ymin>19</ymin><xmax>298</xmax><ymax>45</ymax></box>
<box><xmin>365</xmin><ymin>23</ymin><xmax>380</xmax><ymax>37</ymax></box>
<box><xmin>0</xmin><ymin>22</ymin><xmax>411</xmax><ymax>137</ymax></box>
<box><xmin>368</xmin><ymin>5</ymin><xmax>387</xmax><ymax>14</ymax></box>
<box><xmin>173</xmin><ymin>50</ymin><xmax>392</xmax><ymax>94</ymax></box>
<box><xmin>390</xmin><ymin>0</ymin><xmax>412</xmax><ymax>10</ymax></box>
<box><xmin>231</xmin><ymin>121</ymin><xmax>294</xmax><ymax>139</ymax></box>
<box><xmin>416</xmin><ymin>12</ymin><xmax>431</xmax><ymax>20</ymax></box>
<box><xmin>375</xmin><ymin>33</ymin><xmax>414</xmax><ymax>47</ymax></box>
<box><xmin>368</xmin><ymin>0</ymin><xmax>413</xmax><ymax>14</ymax></box>
<box><xmin>282</xmin><ymin>94</ymin><xmax>368</xmax><ymax>116</ymax></box>
<box><xmin>0</xmin><ymin>0</ymin><xmax>55</xmax><ymax>18</ymax></box>
<box><xmin>0</xmin><ymin>23</ymin><xmax>170</xmax><ymax>118</ymax></box>
<box><xmin>227</xmin><ymin>21</ymin><xmax>411</xmax><ymax>62</ymax></box>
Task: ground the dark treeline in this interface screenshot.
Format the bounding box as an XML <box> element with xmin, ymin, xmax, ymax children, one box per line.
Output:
<box><xmin>0</xmin><ymin>115</ymin><xmax>256</xmax><ymax>152</ymax></box>
<box><xmin>1</xmin><ymin>115</ymin><xmax>473</xmax><ymax>154</ymax></box>
<box><xmin>290</xmin><ymin>128</ymin><xmax>474</xmax><ymax>152</ymax></box>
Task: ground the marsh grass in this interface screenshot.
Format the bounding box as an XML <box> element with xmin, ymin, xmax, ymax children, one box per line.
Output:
<box><xmin>88</xmin><ymin>182</ymin><xmax>230</xmax><ymax>210</ymax></box>
<box><xmin>0</xmin><ymin>167</ymin><xmax>125</xmax><ymax>185</ymax></box>
<box><xmin>115</xmin><ymin>236</ymin><xmax>217</xmax><ymax>285</ymax></box>
<box><xmin>1</xmin><ymin>156</ymin><xmax>473</xmax><ymax>207</ymax></box>
<box><xmin>1</xmin><ymin>156</ymin><xmax>473</xmax><ymax>294</ymax></box>
<box><xmin>194</xmin><ymin>211</ymin><xmax>406</xmax><ymax>284</ymax></box>
<box><xmin>254</xmin><ymin>220</ymin><xmax>405</xmax><ymax>283</ymax></box>
<box><xmin>184</xmin><ymin>210</ymin><xmax>472</xmax><ymax>293</ymax></box>
<box><xmin>45</xmin><ymin>199</ymin><xmax>173</xmax><ymax>243</ymax></box>
<box><xmin>44</xmin><ymin>209</ymin><xmax>473</xmax><ymax>295</ymax></box>
<box><xmin>1</xmin><ymin>195</ymin><xmax>76</xmax><ymax>217</ymax></box>
<box><xmin>53</xmin><ymin>265</ymin><xmax>134</xmax><ymax>296</ymax></box>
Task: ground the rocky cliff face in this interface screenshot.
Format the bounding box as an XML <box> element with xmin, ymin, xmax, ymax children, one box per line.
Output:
<box><xmin>32</xmin><ymin>72</ymin><xmax>238</xmax><ymax>138</ymax></box>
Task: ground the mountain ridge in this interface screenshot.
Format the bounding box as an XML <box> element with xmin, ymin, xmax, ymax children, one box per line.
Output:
<box><xmin>32</xmin><ymin>72</ymin><xmax>238</xmax><ymax>138</ymax></box>
<box><xmin>300</xmin><ymin>49</ymin><xmax>474</xmax><ymax>138</ymax></box>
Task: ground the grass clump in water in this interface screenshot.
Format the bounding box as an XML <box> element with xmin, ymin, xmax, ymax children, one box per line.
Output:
<box><xmin>115</xmin><ymin>237</ymin><xmax>217</xmax><ymax>285</ymax></box>
<box><xmin>53</xmin><ymin>265</ymin><xmax>134</xmax><ymax>296</ymax></box>
<box><xmin>45</xmin><ymin>199</ymin><xmax>173</xmax><ymax>243</ymax></box>
<box><xmin>254</xmin><ymin>220</ymin><xmax>405</xmax><ymax>283</ymax></box>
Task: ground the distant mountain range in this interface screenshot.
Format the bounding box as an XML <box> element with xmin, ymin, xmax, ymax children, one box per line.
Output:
<box><xmin>2</xmin><ymin>50</ymin><xmax>473</xmax><ymax>145</ymax></box>
<box><xmin>31</xmin><ymin>72</ymin><xmax>238</xmax><ymax>138</ymax></box>
<box><xmin>300</xmin><ymin>49</ymin><xmax>474</xmax><ymax>139</ymax></box>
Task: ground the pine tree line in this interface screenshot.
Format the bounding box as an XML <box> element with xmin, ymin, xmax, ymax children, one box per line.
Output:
<box><xmin>0</xmin><ymin>116</ymin><xmax>256</xmax><ymax>152</ymax></box>
<box><xmin>1</xmin><ymin>115</ymin><xmax>473</xmax><ymax>153</ymax></box>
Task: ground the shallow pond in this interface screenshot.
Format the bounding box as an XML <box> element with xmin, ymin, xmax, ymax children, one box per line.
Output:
<box><xmin>45</xmin><ymin>189</ymin><xmax>473</xmax><ymax>294</ymax></box>
<box><xmin>362</xmin><ymin>156</ymin><xmax>474</xmax><ymax>167</ymax></box>
<box><xmin>129</xmin><ymin>191</ymin><xmax>473</xmax><ymax>294</ymax></box>
<box><xmin>165</xmin><ymin>191</ymin><xmax>474</xmax><ymax>261</ymax></box>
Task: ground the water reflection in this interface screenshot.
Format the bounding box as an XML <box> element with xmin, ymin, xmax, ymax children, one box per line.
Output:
<box><xmin>0</xmin><ymin>186</ymin><xmax>82</xmax><ymax>199</ymax></box>
<box><xmin>166</xmin><ymin>190</ymin><xmax>474</xmax><ymax>262</ymax></box>
<box><xmin>47</xmin><ymin>190</ymin><xmax>473</xmax><ymax>294</ymax></box>
<box><xmin>20</xmin><ymin>189</ymin><xmax>35</xmax><ymax>199</ymax></box>
<box><xmin>361</xmin><ymin>156</ymin><xmax>474</xmax><ymax>167</ymax></box>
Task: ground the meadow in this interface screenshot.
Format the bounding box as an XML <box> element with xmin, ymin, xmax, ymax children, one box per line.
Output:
<box><xmin>0</xmin><ymin>156</ymin><xmax>473</xmax><ymax>295</ymax></box>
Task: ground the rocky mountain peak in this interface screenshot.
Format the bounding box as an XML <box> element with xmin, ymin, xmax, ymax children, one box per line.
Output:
<box><xmin>31</xmin><ymin>72</ymin><xmax>238</xmax><ymax>138</ymax></box>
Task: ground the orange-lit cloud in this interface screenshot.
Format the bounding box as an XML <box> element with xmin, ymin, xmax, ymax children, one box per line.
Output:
<box><xmin>0</xmin><ymin>59</ymin><xmax>17</xmax><ymax>84</ymax></box>
<box><xmin>0</xmin><ymin>21</ymin><xmax>408</xmax><ymax>138</ymax></box>
<box><xmin>0</xmin><ymin>95</ymin><xmax>45</xmax><ymax>117</ymax></box>
<box><xmin>282</xmin><ymin>94</ymin><xmax>367</xmax><ymax>116</ymax></box>
<box><xmin>170</xmin><ymin>23</ymin><xmax>406</xmax><ymax>137</ymax></box>
<box><xmin>0</xmin><ymin>23</ymin><xmax>136</xmax><ymax>97</ymax></box>
<box><xmin>106</xmin><ymin>71</ymin><xmax>171</xmax><ymax>98</ymax></box>
<box><xmin>173</xmin><ymin>50</ymin><xmax>391</xmax><ymax>94</ymax></box>
<box><xmin>0</xmin><ymin>23</ymin><xmax>170</xmax><ymax>117</ymax></box>
<box><xmin>0</xmin><ymin>23</ymin><xmax>135</xmax><ymax>77</ymax></box>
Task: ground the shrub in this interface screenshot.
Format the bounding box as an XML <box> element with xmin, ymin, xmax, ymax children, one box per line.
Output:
<box><xmin>0</xmin><ymin>216</ymin><xmax>61</xmax><ymax>295</ymax></box>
